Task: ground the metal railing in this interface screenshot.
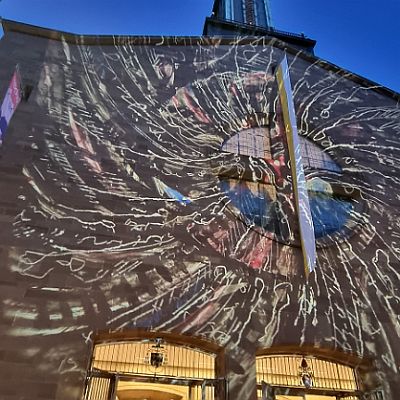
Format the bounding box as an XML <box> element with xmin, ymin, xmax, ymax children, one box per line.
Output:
<box><xmin>208</xmin><ymin>17</ymin><xmax>312</xmax><ymax>41</ymax></box>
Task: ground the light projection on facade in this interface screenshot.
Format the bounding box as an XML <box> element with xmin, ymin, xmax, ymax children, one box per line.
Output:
<box><xmin>0</xmin><ymin>23</ymin><xmax>398</xmax><ymax>400</ymax></box>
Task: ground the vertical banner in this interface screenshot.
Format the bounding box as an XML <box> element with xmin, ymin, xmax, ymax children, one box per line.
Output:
<box><xmin>0</xmin><ymin>67</ymin><xmax>22</xmax><ymax>142</ymax></box>
<box><xmin>276</xmin><ymin>55</ymin><xmax>316</xmax><ymax>276</ymax></box>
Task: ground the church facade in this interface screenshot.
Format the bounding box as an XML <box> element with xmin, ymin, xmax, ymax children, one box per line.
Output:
<box><xmin>0</xmin><ymin>2</ymin><xmax>399</xmax><ymax>400</ymax></box>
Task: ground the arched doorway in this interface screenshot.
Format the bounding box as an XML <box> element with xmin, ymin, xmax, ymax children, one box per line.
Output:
<box><xmin>256</xmin><ymin>353</ymin><xmax>360</xmax><ymax>400</ymax></box>
<box><xmin>83</xmin><ymin>332</ymin><xmax>225</xmax><ymax>400</ymax></box>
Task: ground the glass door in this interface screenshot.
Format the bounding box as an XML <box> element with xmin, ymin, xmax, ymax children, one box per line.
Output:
<box><xmin>116</xmin><ymin>380</ymin><xmax>189</xmax><ymax>400</ymax></box>
<box><xmin>114</xmin><ymin>377</ymin><xmax>219</xmax><ymax>400</ymax></box>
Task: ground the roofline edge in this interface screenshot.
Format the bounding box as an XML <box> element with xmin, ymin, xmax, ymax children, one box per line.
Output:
<box><xmin>1</xmin><ymin>18</ymin><xmax>398</xmax><ymax>100</ymax></box>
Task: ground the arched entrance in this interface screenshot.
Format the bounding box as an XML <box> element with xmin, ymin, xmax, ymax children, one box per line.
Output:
<box><xmin>83</xmin><ymin>331</ymin><xmax>225</xmax><ymax>400</ymax></box>
<box><xmin>256</xmin><ymin>353</ymin><xmax>361</xmax><ymax>400</ymax></box>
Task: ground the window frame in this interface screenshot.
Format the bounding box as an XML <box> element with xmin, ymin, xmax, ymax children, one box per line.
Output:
<box><xmin>218</xmin><ymin>124</ymin><xmax>365</xmax><ymax>247</ymax></box>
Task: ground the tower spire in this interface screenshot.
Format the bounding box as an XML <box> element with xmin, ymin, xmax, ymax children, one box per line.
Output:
<box><xmin>203</xmin><ymin>0</ymin><xmax>316</xmax><ymax>54</ymax></box>
<box><xmin>215</xmin><ymin>0</ymin><xmax>273</xmax><ymax>29</ymax></box>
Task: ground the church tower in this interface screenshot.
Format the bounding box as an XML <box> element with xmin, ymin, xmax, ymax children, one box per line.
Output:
<box><xmin>212</xmin><ymin>0</ymin><xmax>272</xmax><ymax>28</ymax></box>
<box><xmin>203</xmin><ymin>0</ymin><xmax>316</xmax><ymax>53</ymax></box>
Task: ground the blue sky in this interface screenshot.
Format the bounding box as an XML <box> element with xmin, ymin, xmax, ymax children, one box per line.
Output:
<box><xmin>0</xmin><ymin>0</ymin><xmax>399</xmax><ymax>92</ymax></box>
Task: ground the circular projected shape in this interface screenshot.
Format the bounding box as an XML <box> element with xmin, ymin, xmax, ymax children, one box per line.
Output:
<box><xmin>219</xmin><ymin>176</ymin><xmax>356</xmax><ymax>244</ymax></box>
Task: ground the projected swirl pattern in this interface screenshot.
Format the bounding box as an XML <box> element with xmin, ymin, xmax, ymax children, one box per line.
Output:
<box><xmin>4</xmin><ymin>37</ymin><xmax>400</xmax><ymax>397</ymax></box>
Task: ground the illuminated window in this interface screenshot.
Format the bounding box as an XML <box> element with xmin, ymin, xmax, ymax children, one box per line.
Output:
<box><xmin>301</xmin><ymin>139</ymin><xmax>341</xmax><ymax>173</ymax></box>
<box><xmin>219</xmin><ymin>178</ymin><xmax>277</xmax><ymax>231</ymax></box>
<box><xmin>221</xmin><ymin>129</ymin><xmax>341</xmax><ymax>173</ymax></box>
<box><xmin>220</xmin><ymin>129</ymin><xmax>352</xmax><ymax>241</ymax></box>
<box><xmin>256</xmin><ymin>354</ymin><xmax>360</xmax><ymax>399</ymax></box>
<box><xmin>307</xmin><ymin>178</ymin><xmax>355</xmax><ymax>239</ymax></box>
<box><xmin>219</xmin><ymin>178</ymin><xmax>355</xmax><ymax>241</ymax></box>
<box><xmin>221</xmin><ymin>127</ymin><xmax>272</xmax><ymax>159</ymax></box>
<box><xmin>90</xmin><ymin>340</ymin><xmax>216</xmax><ymax>379</ymax></box>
